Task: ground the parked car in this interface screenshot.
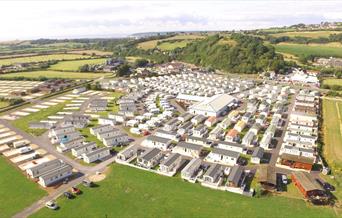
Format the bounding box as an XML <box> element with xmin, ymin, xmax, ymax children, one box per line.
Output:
<box><xmin>316</xmin><ymin>179</ymin><xmax>335</xmax><ymax>192</ymax></box>
<box><xmin>71</xmin><ymin>187</ymin><xmax>81</xmax><ymax>195</ymax></box>
<box><xmin>45</xmin><ymin>200</ymin><xmax>58</xmax><ymax>210</ymax></box>
<box><xmin>281</xmin><ymin>175</ymin><xmax>288</xmax><ymax>185</ymax></box>
<box><xmin>63</xmin><ymin>191</ymin><xmax>74</xmax><ymax>199</ymax></box>
<box><xmin>82</xmin><ymin>179</ymin><xmax>94</xmax><ymax>187</ymax></box>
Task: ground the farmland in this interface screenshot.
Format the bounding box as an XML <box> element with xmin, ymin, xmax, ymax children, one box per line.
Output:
<box><xmin>322</xmin><ymin>99</ymin><xmax>342</xmax><ymax>171</ymax></box>
<box><xmin>0</xmin><ymin>54</ymin><xmax>91</xmax><ymax>65</ymax></box>
<box><xmin>0</xmin><ymin>70</ymin><xmax>112</xmax><ymax>80</ymax></box>
<box><xmin>270</xmin><ymin>31</ymin><xmax>342</xmax><ymax>38</ymax></box>
<box><xmin>48</xmin><ymin>58</ymin><xmax>106</xmax><ymax>71</ymax></box>
<box><xmin>274</xmin><ymin>43</ymin><xmax>342</xmax><ymax>58</ymax></box>
<box><xmin>0</xmin><ymin>156</ymin><xmax>46</xmax><ymax>218</ymax></box>
<box><xmin>323</xmin><ymin>79</ymin><xmax>342</xmax><ymax>86</ymax></box>
<box><xmin>31</xmin><ymin>164</ymin><xmax>336</xmax><ymax>218</ymax></box>
<box><xmin>137</xmin><ymin>34</ymin><xmax>205</xmax><ymax>50</ymax></box>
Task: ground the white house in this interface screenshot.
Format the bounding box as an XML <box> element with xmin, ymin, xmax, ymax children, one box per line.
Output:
<box><xmin>172</xmin><ymin>142</ymin><xmax>203</xmax><ymax>158</ymax></box>
<box><xmin>71</xmin><ymin>142</ymin><xmax>97</xmax><ymax>157</ymax></box>
<box><xmin>206</xmin><ymin>148</ymin><xmax>240</xmax><ymax>166</ymax></box>
<box><xmin>103</xmin><ymin>134</ymin><xmax>129</xmax><ymax>147</ymax></box>
<box><xmin>38</xmin><ymin>164</ymin><xmax>73</xmax><ymax>187</ymax></box>
<box><xmin>82</xmin><ymin>147</ymin><xmax>111</xmax><ymax>163</ymax></box>
<box><xmin>141</xmin><ymin>135</ymin><xmax>173</xmax><ymax>151</ymax></box>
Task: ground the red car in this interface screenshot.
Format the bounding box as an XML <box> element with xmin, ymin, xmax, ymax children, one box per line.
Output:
<box><xmin>142</xmin><ymin>131</ymin><xmax>150</xmax><ymax>136</ymax></box>
<box><xmin>71</xmin><ymin>187</ymin><xmax>81</xmax><ymax>195</ymax></box>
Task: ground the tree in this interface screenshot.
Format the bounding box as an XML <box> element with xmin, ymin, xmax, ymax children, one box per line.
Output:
<box><xmin>134</xmin><ymin>58</ymin><xmax>149</xmax><ymax>67</ymax></box>
<box><xmin>117</xmin><ymin>64</ymin><xmax>131</xmax><ymax>77</ymax></box>
<box><xmin>79</xmin><ymin>64</ymin><xmax>90</xmax><ymax>72</ymax></box>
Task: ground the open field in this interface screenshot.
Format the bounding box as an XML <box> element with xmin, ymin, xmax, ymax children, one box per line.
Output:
<box><xmin>137</xmin><ymin>34</ymin><xmax>205</xmax><ymax>50</ymax></box>
<box><xmin>323</xmin><ymin>79</ymin><xmax>342</xmax><ymax>86</ymax></box>
<box><xmin>158</xmin><ymin>41</ymin><xmax>189</xmax><ymax>50</ymax></box>
<box><xmin>0</xmin><ymin>156</ymin><xmax>46</xmax><ymax>218</ymax></box>
<box><xmin>48</xmin><ymin>58</ymin><xmax>106</xmax><ymax>71</ymax></box>
<box><xmin>323</xmin><ymin>99</ymin><xmax>342</xmax><ymax>171</ymax></box>
<box><xmin>0</xmin><ymin>100</ymin><xmax>10</xmax><ymax>109</ymax></box>
<box><xmin>31</xmin><ymin>164</ymin><xmax>336</xmax><ymax>218</ymax></box>
<box><xmin>11</xmin><ymin>102</ymin><xmax>67</xmax><ymax>136</ymax></box>
<box><xmin>270</xmin><ymin>31</ymin><xmax>342</xmax><ymax>38</ymax></box>
<box><xmin>67</xmin><ymin>50</ymin><xmax>113</xmax><ymax>56</ymax></box>
<box><xmin>0</xmin><ymin>70</ymin><xmax>112</xmax><ymax>79</ymax></box>
<box><xmin>125</xmin><ymin>56</ymin><xmax>143</xmax><ymax>63</ymax></box>
<box><xmin>274</xmin><ymin>43</ymin><xmax>342</xmax><ymax>58</ymax></box>
<box><xmin>0</xmin><ymin>54</ymin><xmax>91</xmax><ymax>65</ymax></box>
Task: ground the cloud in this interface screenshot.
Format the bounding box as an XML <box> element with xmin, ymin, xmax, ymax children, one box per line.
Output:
<box><xmin>0</xmin><ymin>0</ymin><xmax>341</xmax><ymax>40</ymax></box>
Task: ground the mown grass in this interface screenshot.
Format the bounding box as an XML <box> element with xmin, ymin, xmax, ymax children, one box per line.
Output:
<box><xmin>0</xmin><ymin>156</ymin><xmax>46</xmax><ymax>218</ymax></box>
<box><xmin>323</xmin><ymin>79</ymin><xmax>342</xmax><ymax>86</ymax></box>
<box><xmin>274</xmin><ymin>43</ymin><xmax>342</xmax><ymax>58</ymax></box>
<box><xmin>158</xmin><ymin>41</ymin><xmax>189</xmax><ymax>51</ymax></box>
<box><xmin>323</xmin><ymin>99</ymin><xmax>342</xmax><ymax>171</ymax></box>
<box><xmin>31</xmin><ymin>164</ymin><xmax>336</xmax><ymax>218</ymax></box>
<box><xmin>0</xmin><ymin>70</ymin><xmax>112</xmax><ymax>79</ymax></box>
<box><xmin>48</xmin><ymin>58</ymin><xmax>106</xmax><ymax>71</ymax></box>
<box><xmin>11</xmin><ymin>102</ymin><xmax>67</xmax><ymax>136</ymax></box>
<box><xmin>0</xmin><ymin>54</ymin><xmax>91</xmax><ymax>65</ymax></box>
<box><xmin>270</xmin><ymin>31</ymin><xmax>342</xmax><ymax>38</ymax></box>
<box><xmin>0</xmin><ymin>100</ymin><xmax>10</xmax><ymax>109</ymax></box>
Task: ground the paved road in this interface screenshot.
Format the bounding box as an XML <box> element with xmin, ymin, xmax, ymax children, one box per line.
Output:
<box><xmin>269</xmin><ymin>93</ymin><xmax>296</xmax><ymax>166</ymax></box>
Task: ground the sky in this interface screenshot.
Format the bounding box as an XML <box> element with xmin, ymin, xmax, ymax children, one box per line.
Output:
<box><xmin>1</xmin><ymin>0</ymin><xmax>342</xmax><ymax>40</ymax></box>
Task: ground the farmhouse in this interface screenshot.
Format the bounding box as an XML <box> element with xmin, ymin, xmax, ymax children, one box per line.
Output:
<box><xmin>189</xmin><ymin>94</ymin><xmax>236</xmax><ymax>117</ymax></box>
<box><xmin>137</xmin><ymin>147</ymin><xmax>163</xmax><ymax>169</ymax></box>
<box><xmin>82</xmin><ymin>147</ymin><xmax>111</xmax><ymax>163</ymax></box>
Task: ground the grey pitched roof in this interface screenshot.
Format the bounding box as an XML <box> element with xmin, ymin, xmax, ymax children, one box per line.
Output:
<box><xmin>204</xmin><ymin>163</ymin><xmax>223</xmax><ymax>178</ymax></box>
<box><xmin>252</xmin><ymin>147</ymin><xmax>264</xmax><ymax>158</ymax></box>
<box><xmin>146</xmin><ymin>135</ymin><xmax>172</xmax><ymax>144</ymax></box>
<box><xmin>227</xmin><ymin>165</ymin><xmax>243</xmax><ymax>184</ymax></box>
<box><xmin>140</xmin><ymin>148</ymin><xmax>161</xmax><ymax>162</ymax></box>
<box><xmin>161</xmin><ymin>153</ymin><xmax>181</xmax><ymax>167</ymax></box>
<box><xmin>177</xmin><ymin>142</ymin><xmax>203</xmax><ymax>151</ymax></box>
<box><xmin>212</xmin><ymin>148</ymin><xmax>240</xmax><ymax>158</ymax></box>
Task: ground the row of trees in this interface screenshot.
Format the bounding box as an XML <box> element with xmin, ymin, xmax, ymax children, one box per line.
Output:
<box><xmin>266</xmin><ymin>33</ymin><xmax>342</xmax><ymax>45</ymax></box>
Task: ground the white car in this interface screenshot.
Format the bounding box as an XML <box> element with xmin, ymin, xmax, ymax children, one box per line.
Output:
<box><xmin>45</xmin><ymin>200</ymin><xmax>58</xmax><ymax>210</ymax></box>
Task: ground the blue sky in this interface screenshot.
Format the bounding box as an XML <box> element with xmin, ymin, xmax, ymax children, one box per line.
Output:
<box><xmin>1</xmin><ymin>0</ymin><xmax>342</xmax><ymax>40</ymax></box>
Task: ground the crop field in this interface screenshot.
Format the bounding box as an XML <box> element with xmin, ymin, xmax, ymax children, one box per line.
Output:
<box><xmin>323</xmin><ymin>79</ymin><xmax>342</xmax><ymax>86</ymax></box>
<box><xmin>0</xmin><ymin>54</ymin><xmax>91</xmax><ymax>65</ymax></box>
<box><xmin>0</xmin><ymin>70</ymin><xmax>112</xmax><ymax>80</ymax></box>
<box><xmin>270</xmin><ymin>31</ymin><xmax>342</xmax><ymax>38</ymax></box>
<box><xmin>48</xmin><ymin>58</ymin><xmax>106</xmax><ymax>71</ymax></box>
<box><xmin>0</xmin><ymin>156</ymin><xmax>46</xmax><ymax>218</ymax></box>
<box><xmin>274</xmin><ymin>43</ymin><xmax>342</xmax><ymax>58</ymax></box>
<box><xmin>31</xmin><ymin>164</ymin><xmax>336</xmax><ymax>218</ymax></box>
<box><xmin>322</xmin><ymin>99</ymin><xmax>342</xmax><ymax>171</ymax></box>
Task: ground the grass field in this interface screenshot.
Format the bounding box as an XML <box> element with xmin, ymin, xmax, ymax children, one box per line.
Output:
<box><xmin>137</xmin><ymin>34</ymin><xmax>205</xmax><ymax>50</ymax></box>
<box><xmin>0</xmin><ymin>156</ymin><xmax>46</xmax><ymax>218</ymax></box>
<box><xmin>323</xmin><ymin>79</ymin><xmax>342</xmax><ymax>86</ymax></box>
<box><xmin>67</xmin><ymin>50</ymin><xmax>113</xmax><ymax>56</ymax></box>
<box><xmin>270</xmin><ymin>31</ymin><xmax>342</xmax><ymax>38</ymax></box>
<box><xmin>11</xmin><ymin>102</ymin><xmax>67</xmax><ymax>136</ymax></box>
<box><xmin>48</xmin><ymin>58</ymin><xmax>106</xmax><ymax>71</ymax></box>
<box><xmin>323</xmin><ymin>99</ymin><xmax>342</xmax><ymax>171</ymax></box>
<box><xmin>158</xmin><ymin>41</ymin><xmax>189</xmax><ymax>50</ymax></box>
<box><xmin>0</xmin><ymin>54</ymin><xmax>91</xmax><ymax>66</ymax></box>
<box><xmin>31</xmin><ymin>164</ymin><xmax>336</xmax><ymax>218</ymax></box>
<box><xmin>274</xmin><ymin>43</ymin><xmax>342</xmax><ymax>58</ymax></box>
<box><xmin>0</xmin><ymin>100</ymin><xmax>10</xmax><ymax>109</ymax></box>
<box><xmin>0</xmin><ymin>70</ymin><xmax>112</xmax><ymax>79</ymax></box>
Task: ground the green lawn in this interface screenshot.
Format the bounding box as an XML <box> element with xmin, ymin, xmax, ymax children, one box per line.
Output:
<box><xmin>31</xmin><ymin>164</ymin><xmax>336</xmax><ymax>218</ymax></box>
<box><xmin>323</xmin><ymin>79</ymin><xmax>342</xmax><ymax>86</ymax></box>
<box><xmin>0</xmin><ymin>70</ymin><xmax>112</xmax><ymax>79</ymax></box>
<box><xmin>274</xmin><ymin>43</ymin><xmax>342</xmax><ymax>58</ymax></box>
<box><xmin>0</xmin><ymin>100</ymin><xmax>10</xmax><ymax>109</ymax></box>
<box><xmin>11</xmin><ymin>102</ymin><xmax>67</xmax><ymax>136</ymax></box>
<box><xmin>49</xmin><ymin>58</ymin><xmax>106</xmax><ymax>71</ymax></box>
<box><xmin>0</xmin><ymin>54</ymin><xmax>91</xmax><ymax>65</ymax></box>
<box><xmin>0</xmin><ymin>156</ymin><xmax>46</xmax><ymax>218</ymax></box>
<box><xmin>78</xmin><ymin>120</ymin><xmax>103</xmax><ymax>147</ymax></box>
